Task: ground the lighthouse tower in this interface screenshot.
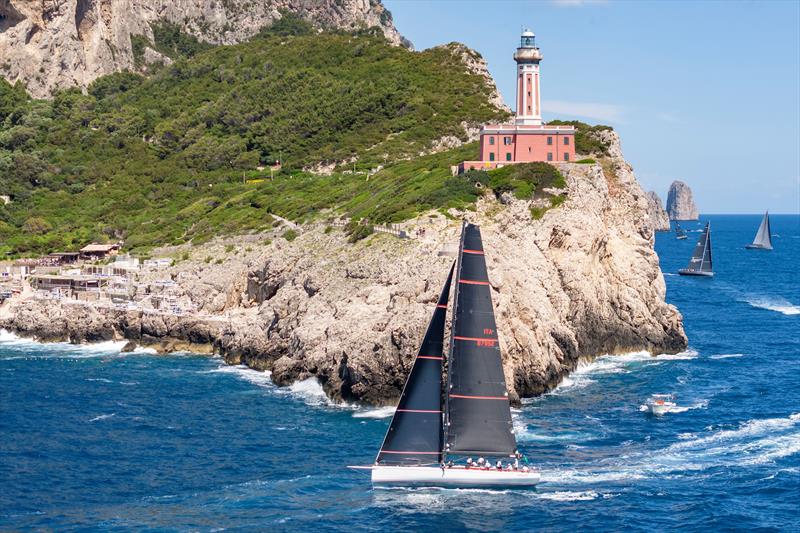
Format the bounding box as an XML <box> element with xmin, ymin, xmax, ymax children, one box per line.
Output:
<box><xmin>456</xmin><ymin>28</ymin><xmax>575</xmax><ymax>173</ymax></box>
<box><xmin>514</xmin><ymin>29</ymin><xmax>543</xmax><ymax>126</ymax></box>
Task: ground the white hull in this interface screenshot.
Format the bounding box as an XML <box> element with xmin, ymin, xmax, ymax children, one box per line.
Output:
<box><xmin>648</xmin><ymin>403</ymin><xmax>676</xmax><ymax>416</ymax></box>
<box><xmin>370</xmin><ymin>465</ymin><xmax>540</xmax><ymax>488</ymax></box>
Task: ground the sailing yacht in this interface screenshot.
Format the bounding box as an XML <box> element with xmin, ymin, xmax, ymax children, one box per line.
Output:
<box><xmin>678</xmin><ymin>222</ymin><xmax>713</xmax><ymax>277</ymax></box>
<box><xmin>675</xmin><ymin>223</ymin><xmax>688</xmax><ymax>240</ymax></box>
<box><xmin>745</xmin><ymin>211</ymin><xmax>773</xmax><ymax>250</ymax></box>
<box><xmin>352</xmin><ymin>222</ymin><xmax>539</xmax><ymax>488</ymax></box>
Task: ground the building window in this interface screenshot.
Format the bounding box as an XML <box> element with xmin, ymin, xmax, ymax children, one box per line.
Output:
<box><xmin>527</xmin><ymin>106</ymin><xmax>531</xmax><ymax>112</ymax></box>
<box><xmin>564</xmin><ymin>153</ymin><xmax>569</xmax><ymax>161</ymax></box>
<box><xmin>506</xmin><ymin>153</ymin><xmax>512</xmax><ymax>161</ymax></box>
<box><xmin>547</xmin><ymin>152</ymin><xmax>553</xmax><ymax>162</ymax></box>
<box><xmin>547</xmin><ymin>136</ymin><xmax>553</xmax><ymax>146</ymax></box>
<box><xmin>528</xmin><ymin>147</ymin><xmax>532</xmax><ymax>153</ymax></box>
<box><xmin>527</xmin><ymin>91</ymin><xmax>531</xmax><ymax>97</ymax></box>
<box><xmin>489</xmin><ymin>137</ymin><xmax>495</xmax><ymax>145</ymax></box>
<box><xmin>489</xmin><ymin>152</ymin><xmax>495</xmax><ymax>161</ymax></box>
<box><xmin>564</xmin><ymin>137</ymin><xmax>570</xmax><ymax>146</ymax></box>
<box><xmin>503</xmin><ymin>136</ymin><xmax>512</xmax><ymax>145</ymax></box>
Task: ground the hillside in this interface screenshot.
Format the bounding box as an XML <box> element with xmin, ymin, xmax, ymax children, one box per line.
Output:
<box><xmin>0</xmin><ymin>23</ymin><xmax>509</xmax><ymax>256</ymax></box>
<box><xmin>0</xmin><ymin>0</ymin><xmax>406</xmax><ymax>98</ymax></box>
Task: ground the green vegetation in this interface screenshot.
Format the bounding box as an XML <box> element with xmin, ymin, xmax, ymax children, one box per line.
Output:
<box><xmin>575</xmin><ymin>158</ymin><xmax>596</xmax><ymax>164</ymax></box>
<box><xmin>282</xmin><ymin>229</ymin><xmax>298</xmax><ymax>242</ymax></box>
<box><xmin>345</xmin><ymin>220</ymin><xmax>374</xmax><ymax>243</ymax></box>
<box><xmin>547</xmin><ymin>120</ymin><xmax>613</xmax><ymax>155</ymax></box>
<box><xmin>464</xmin><ymin>162</ymin><xmax>566</xmax><ymax>201</ymax></box>
<box><xmin>0</xmin><ymin>19</ymin><xmax>507</xmax><ymax>256</ymax></box>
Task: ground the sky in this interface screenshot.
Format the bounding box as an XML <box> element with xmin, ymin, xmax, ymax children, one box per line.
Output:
<box><xmin>384</xmin><ymin>0</ymin><xmax>800</xmax><ymax>214</ymax></box>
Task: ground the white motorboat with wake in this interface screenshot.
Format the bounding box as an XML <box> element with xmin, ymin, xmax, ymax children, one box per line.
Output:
<box><xmin>645</xmin><ymin>394</ymin><xmax>677</xmax><ymax>416</ymax></box>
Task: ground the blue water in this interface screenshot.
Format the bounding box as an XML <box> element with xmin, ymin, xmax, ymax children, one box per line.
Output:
<box><xmin>1</xmin><ymin>215</ymin><xmax>798</xmax><ymax>531</ymax></box>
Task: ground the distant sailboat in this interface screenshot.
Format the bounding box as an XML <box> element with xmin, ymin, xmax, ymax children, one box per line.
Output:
<box><xmin>678</xmin><ymin>222</ymin><xmax>713</xmax><ymax>277</ymax></box>
<box><xmin>351</xmin><ymin>222</ymin><xmax>539</xmax><ymax>488</ymax></box>
<box><xmin>745</xmin><ymin>211</ymin><xmax>773</xmax><ymax>250</ymax></box>
<box><xmin>675</xmin><ymin>223</ymin><xmax>688</xmax><ymax>240</ymax></box>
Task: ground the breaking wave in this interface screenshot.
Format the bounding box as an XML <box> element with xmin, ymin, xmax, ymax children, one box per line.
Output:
<box><xmin>540</xmin><ymin>350</ymin><xmax>698</xmax><ymax>397</ymax></box>
<box><xmin>352</xmin><ymin>406</ymin><xmax>396</xmax><ymax>419</ymax></box>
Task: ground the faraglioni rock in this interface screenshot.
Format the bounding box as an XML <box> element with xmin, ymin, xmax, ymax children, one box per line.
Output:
<box><xmin>0</xmin><ymin>0</ymin><xmax>405</xmax><ymax>98</ymax></box>
<box><xmin>0</xmin><ymin>130</ymin><xmax>687</xmax><ymax>406</ymax></box>
<box><xmin>646</xmin><ymin>191</ymin><xmax>671</xmax><ymax>231</ymax></box>
<box><xmin>666</xmin><ymin>180</ymin><xmax>700</xmax><ymax>221</ymax></box>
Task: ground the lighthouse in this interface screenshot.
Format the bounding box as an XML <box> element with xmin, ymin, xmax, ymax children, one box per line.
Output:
<box><xmin>457</xmin><ymin>28</ymin><xmax>576</xmax><ymax>173</ymax></box>
<box><xmin>514</xmin><ymin>29</ymin><xmax>543</xmax><ymax>126</ymax></box>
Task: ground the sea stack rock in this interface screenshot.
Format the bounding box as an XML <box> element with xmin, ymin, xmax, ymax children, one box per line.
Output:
<box><xmin>666</xmin><ymin>181</ymin><xmax>699</xmax><ymax>220</ymax></box>
<box><xmin>646</xmin><ymin>191</ymin><xmax>670</xmax><ymax>231</ymax></box>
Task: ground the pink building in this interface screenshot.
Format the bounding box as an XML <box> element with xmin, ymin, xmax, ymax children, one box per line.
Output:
<box><xmin>459</xmin><ymin>29</ymin><xmax>576</xmax><ymax>173</ymax></box>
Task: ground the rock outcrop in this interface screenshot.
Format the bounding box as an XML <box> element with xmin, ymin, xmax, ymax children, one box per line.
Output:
<box><xmin>0</xmin><ymin>131</ymin><xmax>686</xmax><ymax>405</ymax></box>
<box><xmin>0</xmin><ymin>0</ymin><xmax>405</xmax><ymax>98</ymax></box>
<box><xmin>665</xmin><ymin>180</ymin><xmax>699</xmax><ymax>221</ymax></box>
<box><xmin>646</xmin><ymin>191</ymin><xmax>671</xmax><ymax>231</ymax></box>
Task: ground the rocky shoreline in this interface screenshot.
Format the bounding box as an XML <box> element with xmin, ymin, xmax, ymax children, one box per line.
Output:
<box><xmin>0</xmin><ymin>131</ymin><xmax>687</xmax><ymax>406</ymax></box>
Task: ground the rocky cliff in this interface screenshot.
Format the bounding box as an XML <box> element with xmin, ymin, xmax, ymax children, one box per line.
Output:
<box><xmin>0</xmin><ymin>0</ymin><xmax>404</xmax><ymax>98</ymax></box>
<box><xmin>0</xmin><ymin>131</ymin><xmax>687</xmax><ymax>405</ymax></box>
<box><xmin>646</xmin><ymin>191</ymin><xmax>671</xmax><ymax>231</ymax></box>
<box><xmin>665</xmin><ymin>180</ymin><xmax>700</xmax><ymax>221</ymax></box>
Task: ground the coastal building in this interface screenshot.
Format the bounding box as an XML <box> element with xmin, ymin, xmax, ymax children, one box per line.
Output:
<box><xmin>80</xmin><ymin>243</ymin><xmax>120</xmax><ymax>260</ymax></box>
<box><xmin>459</xmin><ymin>29</ymin><xmax>576</xmax><ymax>173</ymax></box>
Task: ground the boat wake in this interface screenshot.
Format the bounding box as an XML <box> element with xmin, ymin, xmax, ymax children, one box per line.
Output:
<box><xmin>88</xmin><ymin>413</ymin><xmax>116</xmax><ymax>422</ymax></box>
<box><xmin>539</xmin><ymin>413</ymin><xmax>800</xmax><ymax>486</ymax></box>
<box><xmin>741</xmin><ymin>295</ymin><xmax>800</xmax><ymax>316</ymax></box>
<box><xmin>709</xmin><ymin>353</ymin><xmax>744</xmax><ymax>360</ymax></box>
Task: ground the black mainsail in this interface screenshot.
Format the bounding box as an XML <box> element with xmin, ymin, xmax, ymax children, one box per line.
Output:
<box><xmin>678</xmin><ymin>221</ymin><xmax>713</xmax><ymax>276</ymax></box>
<box><xmin>444</xmin><ymin>222</ymin><xmax>517</xmax><ymax>457</ymax></box>
<box><xmin>375</xmin><ymin>262</ymin><xmax>454</xmax><ymax>465</ymax></box>
<box><xmin>746</xmin><ymin>211</ymin><xmax>773</xmax><ymax>250</ymax></box>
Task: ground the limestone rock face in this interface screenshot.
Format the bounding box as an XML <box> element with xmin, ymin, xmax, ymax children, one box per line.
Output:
<box><xmin>646</xmin><ymin>191</ymin><xmax>670</xmax><ymax>231</ymax></box>
<box><xmin>665</xmin><ymin>180</ymin><xmax>699</xmax><ymax>221</ymax></box>
<box><xmin>0</xmin><ymin>130</ymin><xmax>687</xmax><ymax>405</ymax></box>
<box><xmin>0</xmin><ymin>0</ymin><xmax>405</xmax><ymax>98</ymax></box>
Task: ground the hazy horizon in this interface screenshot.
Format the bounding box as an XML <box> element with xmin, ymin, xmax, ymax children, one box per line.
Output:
<box><xmin>385</xmin><ymin>0</ymin><xmax>800</xmax><ymax>215</ymax></box>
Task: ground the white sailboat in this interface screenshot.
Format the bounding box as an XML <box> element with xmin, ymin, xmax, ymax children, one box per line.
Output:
<box><xmin>745</xmin><ymin>211</ymin><xmax>773</xmax><ymax>250</ymax></box>
<box><xmin>351</xmin><ymin>222</ymin><xmax>539</xmax><ymax>488</ymax></box>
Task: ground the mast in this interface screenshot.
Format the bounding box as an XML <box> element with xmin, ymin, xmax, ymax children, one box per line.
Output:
<box><xmin>443</xmin><ymin>221</ymin><xmax>466</xmax><ymax>460</ymax></box>
<box><xmin>701</xmin><ymin>222</ymin><xmax>712</xmax><ymax>272</ymax></box>
<box><xmin>375</xmin><ymin>262</ymin><xmax>455</xmax><ymax>466</ymax></box>
<box><xmin>444</xmin><ymin>222</ymin><xmax>517</xmax><ymax>458</ymax></box>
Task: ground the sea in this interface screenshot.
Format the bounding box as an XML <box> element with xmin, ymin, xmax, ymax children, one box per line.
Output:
<box><xmin>1</xmin><ymin>214</ymin><xmax>798</xmax><ymax>532</ymax></box>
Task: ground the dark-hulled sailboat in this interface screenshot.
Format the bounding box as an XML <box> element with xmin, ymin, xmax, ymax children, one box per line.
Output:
<box><xmin>675</xmin><ymin>223</ymin><xmax>688</xmax><ymax>240</ymax></box>
<box><xmin>357</xmin><ymin>222</ymin><xmax>538</xmax><ymax>488</ymax></box>
<box><xmin>745</xmin><ymin>211</ymin><xmax>773</xmax><ymax>250</ymax></box>
<box><xmin>678</xmin><ymin>221</ymin><xmax>714</xmax><ymax>277</ymax></box>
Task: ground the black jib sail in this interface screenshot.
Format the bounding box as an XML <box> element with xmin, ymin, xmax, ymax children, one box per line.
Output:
<box><xmin>375</xmin><ymin>262</ymin><xmax>454</xmax><ymax>465</ymax></box>
<box><xmin>746</xmin><ymin>211</ymin><xmax>773</xmax><ymax>250</ymax></box>
<box><xmin>445</xmin><ymin>222</ymin><xmax>517</xmax><ymax>457</ymax></box>
<box><xmin>679</xmin><ymin>221</ymin><xmax>713</xmax><ymax>275</ymax></box>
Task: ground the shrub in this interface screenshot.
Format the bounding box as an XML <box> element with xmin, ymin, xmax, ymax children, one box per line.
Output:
<box><xmin>282</xmin><ymin>229</ymin><xmax>298</xmax><ymax>241</ymax></box>
<box><xmin>575</xmin><ymin>158</ymin><xmax>596</xmax><ymax>164</ymax></box>
<box><xmin>547</xmin><ymin>120</ymin><xmax>613</xmax><ymax>155</ymax></box>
